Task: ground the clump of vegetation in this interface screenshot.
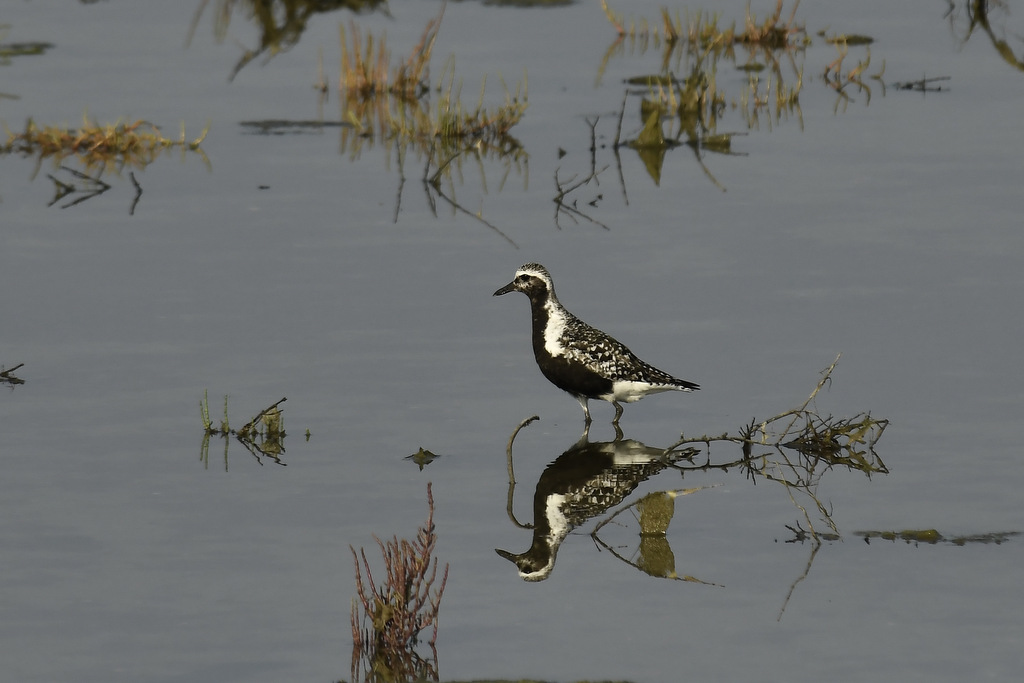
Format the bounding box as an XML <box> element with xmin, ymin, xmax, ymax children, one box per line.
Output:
<box><xmin>351</xmin><ymin>483</ymin><xmax>448</xmax><ymax>683</ymax></box>
<box><xmin>590</xmin><ymin>1</ymin><xmax>892</xmax><ymax>192</ymax></box>
<box><xmin>665</xmin><ymin>354</ymin><xmax>888</xmax><ymax>537</ymax></box>
<box><xmin>326</xmin><ymin>6</ymin><xmax>528</xmax><ymax>237</ymax></box>
<box><xmin>602</xmin><ymin>0</ymin><xmax>807</xmax><ymax>50</ymax></box>
<box><xmin>334</xmin><ymin>6</ymin><xmax>527</xmax><ymax>149</ymax></box>
<box><xmin>339</xmin><ymin>7</ymin><xmax>440</xmax><ymax>100</ymax></box>
<box><xmin>735</xmin><ymin>0</ymin><xmax>807</xmax><ymax>48</ymax></box>
<box><xmin>199</xmin><ymin>392</ymin><xmax>288</xmax><ymax>468</ymax></box>
<box><xmin>1</xmin><ymin>116</ymin><xmax>210</xmax><ymax>173</ymax></box>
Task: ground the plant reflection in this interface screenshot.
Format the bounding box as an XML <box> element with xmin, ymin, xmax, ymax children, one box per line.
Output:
<box><xmin>1</xmin><ymin>118</ymin><xmax>210</xmax><ymax>212</ymax></box>
<box><xmin>198</xmin><ymin>392</ymin><xmax>289</xmax><ymax>469</ymax></box>
<box><xmin>319</xmin><ymin>5</ymin><xmax>530</xmax><ymax>241</ymax></box>
<box><xmin>187</xmin><ymin>0</ymin><xmax>389</xmax><ymax>81</ymax></box>
<box><xmin>404</xmin><ymin>447</ymin><xmax>442</xmax><ymax>470</ymax></box>
<box><xmin>856</xmin><ymin>529</ymin><xmax>1020</xmax><ymax>546</ymax></box>
<box><xmin>946</xmin><ymin>0</ymin><xmax>1024</xmax><ymax>72</ymax></box>
<box><xmin>586</xmin><ymin>1</ymin><xmax>894</xmax><ymax>193</ymax></box>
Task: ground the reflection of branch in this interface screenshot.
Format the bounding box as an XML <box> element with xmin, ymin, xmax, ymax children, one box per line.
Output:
<box><xmin>891</xmin><ymin>75</ymin><xmax>951</xmax><ymax>93</ymax></box>
<box><xmin>128</xmin><ymin>172</ymin><xmax>143</xmax><ymax>215</ymax></box>
<box><xmin>505</xmin><ymin>415</ymin><xmax>539</xmax><ymax>530</ymax></box>
<box><xmin>553</xmin><ymin>168</ymin><xmax>611</xmax><ymax>231</ymax></box>
<box><xmin>776</xmin><ymin>521</ymin><xmax>824</xmax><ymax>620</ymax></box>
<box><xmin>505</xmin><ymin>415</ymin><xmax>540</xmax><ymax>484</ymax></box>
<box><xmin>663</xmin><ymin>353</ymin><xmax>889</xmax><ymax>541</ymax></box>
<box><xmin>46</xmin><ymin>166</ymin><xmax>111</xmax><ymax>209</ymax></box>
<box><xmin>423</xmin><ymin>146</ymin><xmax>520</xmax><ymax>248</ymax></box>
<box><xmin>552</xmin><ymin>117</ymin><xmax>612</xmax><ymax>231</ymax></box>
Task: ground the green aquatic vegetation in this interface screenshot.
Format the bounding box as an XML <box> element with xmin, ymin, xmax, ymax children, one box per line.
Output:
<box><xmin>1</xmin><ymin>116</ymin><xmax>210</xmax><ymax>174</ymax></box>
<box><xmin>603</xmin><ymin>0</ymin><xmax>806</xmax><ymax>50</ymax></box>
<box><xmin>599</xmin><ymin>0</ymin><xmax>893</xmax><ymax>136</ymax></box>
<box><xmin>598</xmin><ymin>2</ymin><xmax>812</xmax><ymax>185</ymax></box>
<box><xmin>0</xmin><ymin>23</ymin><xmax>53</xmax><ymax>72</ymax></box>
<box><xmin>404</xmin><ymin>447</ymin><xmax>442</xmax><ymax>470</ymax></box>
<box><xmin>199</xmin><ymin>392</ymin><xmax>289</xmax><ymax>468</ymax></box>
<box><xmin>820</xmin><ymin>31</ymin><xmax>875</xmax><ymax>46</ymax></box>
<box><xmin>0</xmin><ymin>40</ymin><xmax>54</xmax><ymax>61</ymax></box>
<box><xmin>856</xmin><ymin>530</ymin><xmax>1020</xmax><ymax>546</ymax></box>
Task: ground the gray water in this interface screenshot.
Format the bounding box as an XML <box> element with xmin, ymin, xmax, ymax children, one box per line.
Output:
<box><xmin>2</xmin><ymin>1</ymin><xmax>1023</xmax><ymax>681</ymax></box>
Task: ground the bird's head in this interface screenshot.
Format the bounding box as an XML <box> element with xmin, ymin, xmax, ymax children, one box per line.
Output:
<box><xmin>493</xmin><ymin>263</ymin><xmax>555</xmax><ymax>301</ymax></box>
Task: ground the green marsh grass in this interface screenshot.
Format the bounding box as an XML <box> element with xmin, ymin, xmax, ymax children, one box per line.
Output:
<box><xmin>1</xmin><ymin>116</ymin><xmax>210</xmax><ymax>173</ymax></box>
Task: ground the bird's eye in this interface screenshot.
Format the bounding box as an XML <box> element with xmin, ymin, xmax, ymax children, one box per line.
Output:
<box><xmin>517</xmin><ymin>274</ymin><xmax>529</xmax><ymax>282</ymax></box>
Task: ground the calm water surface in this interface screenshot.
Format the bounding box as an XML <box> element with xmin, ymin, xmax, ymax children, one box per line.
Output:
<box><xmin>2</xmin><ymin>1</ymin><xmax>1023</xmax><ymax>682</ymax></box>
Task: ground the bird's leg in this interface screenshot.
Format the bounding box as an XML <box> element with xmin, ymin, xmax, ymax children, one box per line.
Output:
<box><xmin>579</xmin><ymin>420</ymin><xmax>591</xmax><ymax>444</ymax></box>
<box><xmin>612</xmin><ymin>401</ymin><xmax>624</xmax><ymax>425</ymax></box>
<box><xmin>576</xmin><ymin>396</ymin><xmax>592</xmax><ymax>424</ymax></box>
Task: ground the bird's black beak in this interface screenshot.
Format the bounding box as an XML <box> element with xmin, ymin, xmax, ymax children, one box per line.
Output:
<box><xmin>493</xmin><ymin>281</ymin><xmax>517</xmax><ymax>296</ymax></box>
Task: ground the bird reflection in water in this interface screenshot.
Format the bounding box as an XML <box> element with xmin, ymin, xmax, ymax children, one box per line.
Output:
<box><xmin>496</xmin><ymin>428</ymin><xmax>702</xmax><ymax>582</ymax></box>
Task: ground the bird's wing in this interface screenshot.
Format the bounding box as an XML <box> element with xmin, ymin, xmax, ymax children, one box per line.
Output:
<box><xmin>559</xmin><ymin>318</ymin><xmax>645</xmax><ymax>379</ymax></box>
<box><xmin>560</xmin><ymin>316</ymin><xmax>693</xmax><ymax>387</ymax></box>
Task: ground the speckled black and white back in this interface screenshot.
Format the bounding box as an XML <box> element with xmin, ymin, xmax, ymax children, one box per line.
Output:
<box><xmin>494</xmin><ymin>263</ymin><xmax>699</xmax><ymax>422</ymax></box>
